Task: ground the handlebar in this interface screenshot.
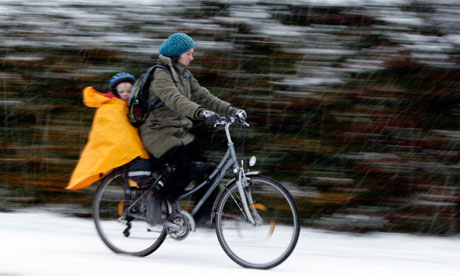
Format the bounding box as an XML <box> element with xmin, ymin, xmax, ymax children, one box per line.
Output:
<box><xmin>215</xmin><ymin>116</ymin><xmax>249</xmax><ymax>127</ymax></box>
<box><xmin>215</xmin><ymin>116</ymin><xmax>248</xmax><ymax>145</ymax></box>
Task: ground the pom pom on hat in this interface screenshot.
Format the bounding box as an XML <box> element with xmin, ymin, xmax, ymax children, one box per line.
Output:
<box><xmin>159</xmin><ymin>33</ymin><xmax>194</xmax><ymax>57</ymax></box>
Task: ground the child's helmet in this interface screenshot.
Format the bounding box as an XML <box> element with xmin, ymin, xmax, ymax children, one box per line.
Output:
<box><xmin>109</xmin><ymin>73</ymin><xmax>135</xmax><ymax>92</ymax></box>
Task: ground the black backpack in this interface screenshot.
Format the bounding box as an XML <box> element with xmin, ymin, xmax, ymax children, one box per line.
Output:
<box><xmin>128</xmin><ymin>65</ymin><xmax>170</xmax><ymax>127</ymax></box>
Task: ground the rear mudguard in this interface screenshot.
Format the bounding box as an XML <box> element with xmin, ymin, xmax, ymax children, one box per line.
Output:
<box><xmin>211</xmin><ymin>171</ymin><xmax>260</xmax><ymax>224</ymax></box>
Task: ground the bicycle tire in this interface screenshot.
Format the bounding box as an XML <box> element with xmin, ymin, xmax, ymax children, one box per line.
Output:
<box><xmin>214</xmin><ymin>175</ymin><xmax>300</xmax><ymax>269</ymax></box>
<box><xmin>93</xmin><ymin>171</ymin><xmax>168</xmax><ymax>256</ymax></box>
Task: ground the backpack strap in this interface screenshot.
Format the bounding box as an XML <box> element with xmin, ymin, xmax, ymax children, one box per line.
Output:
<box><xmin>155</xmin><ymin>64</ymin><xmax>175</xmax><ymax>82</ymax></box>
<box><xmin>147</xmin><ymin>64</ymin><xmax>181</xmax><ymax>112</ymax></box>
<box><xmin>184</xmin><ymin>70</ymin><xmax>191</xmax><ymax>84</ymax></box>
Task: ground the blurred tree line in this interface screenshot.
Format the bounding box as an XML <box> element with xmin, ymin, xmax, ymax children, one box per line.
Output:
<box><xmin>0</xmin><ymin>0</ymin><xmax>459</xmax><ymax>235</ymax></box>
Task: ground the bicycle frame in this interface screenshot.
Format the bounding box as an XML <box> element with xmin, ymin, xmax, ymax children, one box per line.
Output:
<box><xmin>122</xmin><ymin>119</ymin><xmax>258</xmax><ymax>226</ymax></box>
<box><xmin>177</xmin><ymin>120</ymin><xmax>257</xmax><ymax>224</ymax></box>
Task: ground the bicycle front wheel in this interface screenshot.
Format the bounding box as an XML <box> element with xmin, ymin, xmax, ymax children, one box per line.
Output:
<box><xmin>93</xmin><ymin>171</ymin><xmax>168</xmax><ymax>256</ymax></box>
<box><xmin>215</xmin><ymin>175</ymin><xmax>300</xmax><ymax>269</ymax></box>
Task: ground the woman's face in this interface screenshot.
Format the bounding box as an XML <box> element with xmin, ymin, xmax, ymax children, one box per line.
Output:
<box><xmin>178</xmin><ymin>48</ymin><xmax>194</xmax><ymax>66</ymax></box>
<box><xmin>115</xmin><ymin>82</ymin><xmax>132</xmax><ymax>102</ymax></box>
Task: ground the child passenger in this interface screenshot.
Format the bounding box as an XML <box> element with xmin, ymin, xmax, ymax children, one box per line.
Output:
<box><xmin>67</xmin><ymin>73</ymin><xmax>150</xmax><ymax>190</ymax></box>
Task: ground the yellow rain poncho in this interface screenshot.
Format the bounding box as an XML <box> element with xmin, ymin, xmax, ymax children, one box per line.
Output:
<box><xmin>67</xmin><ymin>87</ymin><xmax>149</xmax><ymax>190</ymax></box>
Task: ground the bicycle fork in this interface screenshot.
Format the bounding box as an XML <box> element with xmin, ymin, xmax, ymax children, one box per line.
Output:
<box><xmin>236</xmin><ymin>164</ymin><xmax>263</xmax><ymax>226</ymax></box>
<box><xmin>225</xmin><ymin>120</ymin><xmax>262</xmax><ymax>227</ymax></box>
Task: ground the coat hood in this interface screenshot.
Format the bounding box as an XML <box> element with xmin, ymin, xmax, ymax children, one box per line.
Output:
<box><xmin>83</xmin><ymin>86</ymin><xmax>126</xmax><ymax>108</ymax></box>
<box><xmin>158</xmin><ymin>55</ymin><xmax>181</xmax><ymax>83</ymax></box>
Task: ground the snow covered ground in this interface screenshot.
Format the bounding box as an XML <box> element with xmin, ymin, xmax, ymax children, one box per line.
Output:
<box><xmin>1</xmin><ymin>210</ymin><xmax>459</xmax><ymax>276</ymax></box>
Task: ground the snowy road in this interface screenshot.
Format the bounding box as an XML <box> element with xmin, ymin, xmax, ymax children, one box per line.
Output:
<box><xmin>1</xmin><ymin>210</ymin><xmax>459</xmax><ymax>276</ymax></box>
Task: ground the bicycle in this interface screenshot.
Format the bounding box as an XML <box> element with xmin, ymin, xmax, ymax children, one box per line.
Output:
<box><xmin>92</xmin><ymin>117</ymin><xmax>301</xmax><ymax>269</ymax></box>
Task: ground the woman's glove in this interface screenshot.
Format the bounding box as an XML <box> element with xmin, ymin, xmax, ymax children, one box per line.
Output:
<box><xmin>197</xmin><ymin>108</ymin><xmax>223</xmax><ymax>125</ymax></box>
<box><xmin>229</xmin><ymin>107</ymin><xmax>247</xmax><ymax>122</ymax></box>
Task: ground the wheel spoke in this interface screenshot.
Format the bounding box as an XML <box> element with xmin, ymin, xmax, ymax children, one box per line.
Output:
<box><xmin>217</xmin><ymin>211</ymin><xmax>246</xmax><ymax>221</ymax></box>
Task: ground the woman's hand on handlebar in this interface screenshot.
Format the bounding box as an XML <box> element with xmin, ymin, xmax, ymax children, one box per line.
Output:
<box><xmin>198</xmin><ymin>107</ymin><xmax>248</xmax><ymax>127</ymax></box>
<box><xmin>197</xmin><ymin>108</ymin><xmax>223</xmax><ymax>126</ymax></box>
<box><xmin>229</xmin><ymin>107</ymin><xmax>247</xmax><ymax>123</ymax></box>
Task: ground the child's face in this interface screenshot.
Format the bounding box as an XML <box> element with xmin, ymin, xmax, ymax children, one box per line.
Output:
<box><xmin>116</xmin><ymin>82</ymin><xmax>132</xmax><ymax>102</ymax></box>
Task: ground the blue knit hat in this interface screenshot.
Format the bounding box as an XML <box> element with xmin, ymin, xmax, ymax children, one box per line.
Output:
<box><xmin>159</xmin><ymin>33</ymin><xmax>194</xmax><ymax>57</ymax></box>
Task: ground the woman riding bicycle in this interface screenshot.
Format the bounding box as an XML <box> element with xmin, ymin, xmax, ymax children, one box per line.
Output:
<box><xmin>139</xmin><ymin>33</ymin><xmax>247</xmax><ymax>225</ymax></box>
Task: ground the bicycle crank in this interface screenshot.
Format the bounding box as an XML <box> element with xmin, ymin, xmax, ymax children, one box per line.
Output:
<box><xmin>165</xmin><ymin>212</ymin><xmax>192</xmax><ymax>240</ymax></box>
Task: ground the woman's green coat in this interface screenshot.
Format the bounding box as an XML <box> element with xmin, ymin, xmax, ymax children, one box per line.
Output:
<box><xmin>140</xmin><ymin>55</ymin><xmax>232</xmax><ymax>158</ymax></box>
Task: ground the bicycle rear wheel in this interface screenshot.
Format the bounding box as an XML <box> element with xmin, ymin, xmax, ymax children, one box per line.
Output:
<box><xmin>93</xmin><ymin>171</ymin><xmax>168</xmax><ymax>256</ymax></box>
<box><xmin>214</xmin><ymin>175</ymin><xmax>300</xmax><ymax>269</ymax></box>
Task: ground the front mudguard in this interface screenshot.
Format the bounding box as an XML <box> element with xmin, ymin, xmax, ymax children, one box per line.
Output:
<box><xmin>210</xmin><ymin>171</ymin><xmax>260</xmax><ymax>224</ymax></box>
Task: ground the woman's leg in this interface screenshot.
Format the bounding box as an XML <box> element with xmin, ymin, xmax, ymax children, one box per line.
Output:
<box><xmin>154</xmin><ymin>142</ymin><xmax>201</xmax><ymax>198</ymax></box>
<box><xmin>152</xmin><ymin>142</ymin><xmax>218</xmax><ymax>227</ymax></box>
